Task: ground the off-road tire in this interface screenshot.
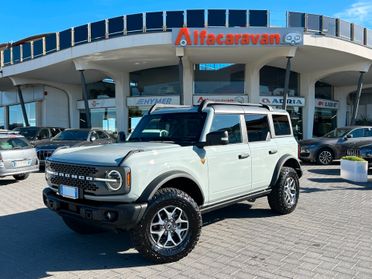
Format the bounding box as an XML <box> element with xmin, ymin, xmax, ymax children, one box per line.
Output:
<box><xmin>268</xmin><ymin>167</ymin><xmax>299</xmax><ymax>215</ymax></box>
<box><xmin>316</xmin><ymin>148</ymin><xmax>334</xmax><ymax>165</ymax></box>
<box><xmin>131</xmin><ymin>188</ymin><xmax>202</xmax><ymax>263</ymax></box>
<box><xmin>13</xmin><ymin>173</ymin><xmax>30</xmax><ymax>180</ymax></box>
<box><xmin>62</xmin><ymin>216</ymin><xmax>106</xmax><ymax>234</ymax></box>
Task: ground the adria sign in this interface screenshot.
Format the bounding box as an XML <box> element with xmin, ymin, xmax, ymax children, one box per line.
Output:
<box><xmin>173</xmin><ymin>27</ymin><xmax>303</xmax><ymax>47</ymax></box>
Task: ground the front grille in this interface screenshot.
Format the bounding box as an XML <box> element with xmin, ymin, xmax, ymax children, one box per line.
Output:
<box><xmin>49</xmin><ymin>162</ymin><xmax>99</xmax><ymax>192</ymax></box>
<box><xmin>37</xmin><ymin>149</ymin><xmax>54</xmax><ymax>161</ymax></box>
<box><xmin>346</xmin><ymin>149</ymin><xmax>360</xmax><ymax>157</ymax></box>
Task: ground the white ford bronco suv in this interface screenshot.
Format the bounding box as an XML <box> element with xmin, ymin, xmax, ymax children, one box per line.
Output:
<box><xmin>43</xmin><ymin>101</ymin><xmax>302</xmax><ymax>263</ymax></box>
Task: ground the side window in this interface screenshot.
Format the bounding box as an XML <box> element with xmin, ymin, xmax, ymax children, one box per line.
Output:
<box><xmin>39</xmin><ymin>129</ymin><xmax>49</xmax><ymax>139</ymax></box>
<box><xmin>97</xmin><ymin>130</ymin><xmax>109</xmax><ymax>139</ymax></box>
<box><xmin>50</xmin><ymin>128</ymin><xmax>61</xmax><ymax>137</ymax></box>
<box><xmin>272</xmin><ymin>114</ymin><xmax>291</xmax><ymax>136</ymax></box>
<box><xmin>349</xmin><ymin>129</ymin><xmax>364</xmax><ymax>138</ymax></box>
<box><xmin>210</xmin><ymin>114</ymin><xmax>242</xmax><ymax>144</ymax></box>
<box><xmin>245</xmin><ymin>114</ymin><xmax>270</xmax><ymax>142</ymax></box>
<box><xmin>363</xmin><ymin>128</ymin><xmax>372</xmax><ymax>137</ymax></box>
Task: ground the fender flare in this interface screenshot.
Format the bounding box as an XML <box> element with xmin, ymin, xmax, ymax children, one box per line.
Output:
<box><xmin>270</xmin><ymin>154</ymin><xmax>302</xmax><ymax>187</ymax></box>
<box><xmin>136</xmin><ymin>170</ymin><xmax>205</xmax><ymax>203</ymax></box>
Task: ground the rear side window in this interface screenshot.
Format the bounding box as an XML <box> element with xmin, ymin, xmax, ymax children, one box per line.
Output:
<box><xmin>0</xmin><ymin>137</ymin><xmax>30</xmax><ymax>150</ymax></box>
<box><xmin>272</xmin><ymin>114</ymin><xmax>291</xmax><ymax>136</ymax></box>
<box><xmin>210</xmin><ymin>114</ymin><xmax>242</xmax><ymax>144</ymax></box>
<box><xmin>245</xmin><ymin>114</ymin><xmax>270</xmax><ymax>142</ymax></box>
<box><xmin>97</xmin><ymin>130</ymin><xmax>109</xmax><ymax>139</ymax></box>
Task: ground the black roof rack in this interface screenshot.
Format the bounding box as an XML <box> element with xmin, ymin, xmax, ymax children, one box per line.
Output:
<box><xmin>198</xmin><ymin>100</ymin><xmax>273</xmax><ymax>112</ymax></box>
<box><xmin>148</xmin><ymin>104</ymin><xmax>192</xmax><ymax>114</ymax></box>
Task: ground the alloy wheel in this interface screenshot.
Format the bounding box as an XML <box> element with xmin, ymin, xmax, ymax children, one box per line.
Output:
<box><xmin>283</xmin><ymin>177</ymin><xmax>297</xmax><ymax>206</ymax></box>
<box><xmin>149</xmin><ymin>206</ymin><xmax>189</xmax><ymax>248</ymax></box>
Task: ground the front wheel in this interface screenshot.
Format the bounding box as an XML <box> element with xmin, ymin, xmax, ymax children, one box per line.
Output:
<box><xmin>268</xmin><ymin>167</ymin><xmax>299</xmax><ymax>215</ymax></box>
<box><xmin>131</xmin><ymin>188</ymin><xmax>202</xmax><ymax>263</ymax></box>
<box><xmin>13</xmin><ymin>173</ymin><xmax>30</xmax><ymax>181</ymax></box>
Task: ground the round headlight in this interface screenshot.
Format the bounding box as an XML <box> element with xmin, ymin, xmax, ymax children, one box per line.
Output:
<box><xmin>105</xmin><ymin>170</ymin><xmax>123</xmax><ymax>191</ymax></box>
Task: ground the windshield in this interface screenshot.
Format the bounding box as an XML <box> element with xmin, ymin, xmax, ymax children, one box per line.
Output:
<box><xmin>323</xmin><ymin>128</ymin><xmax>351</xmax><ymax>138</ymax></box>
<box><xmin>14</xmin><ymin>127</ymin><xmax>38</xmax><ymax>140</ymax></box>
<box><xmin>53</xmin><ymin>130</ymin><xmax>89</xmax><ymax>141</ymax></box>
<box><xmin>128</xmin><ymin>112</ymin><xmax>207</xmax><ymax>145</ymax></box>
<box><xmin>0</xmin><ymin>137</ymin><xmax>31</xmax><ymax>150</ymax></box>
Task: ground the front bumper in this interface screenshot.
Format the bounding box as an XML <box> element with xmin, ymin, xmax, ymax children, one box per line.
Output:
<box><xmin>43</xmin><ymin>188</ymin><xmax>147</xmax><ymax>230</ymax></box>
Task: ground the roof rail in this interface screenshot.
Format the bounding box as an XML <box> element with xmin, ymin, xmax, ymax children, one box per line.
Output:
<box><xmin>198</xmin><ymin>100</ymin><xmax>273</xmax><ymax>112</ymax></box>
<box><xmin>148</xmin><ymin>103</ymin><xmax>191</xmax><ymax>114</ymax></box>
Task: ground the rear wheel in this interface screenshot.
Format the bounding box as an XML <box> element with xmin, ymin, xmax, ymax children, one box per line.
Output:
<box><xmin>317</xmin><ymin>148</ymin><xmax>334</xmax><ymax>165</ymax></box>
<box><xmin>13</xmin><ymin>173</ymin><xmax>30</xmax><ymax>181</ymax></box>
<box><xmin>131</xmin><ymin>188</ymin><xmax>202</xmax><ymax>263</ymax></box>
<box><xmin>268</xmin><ymin>167</ymin><xmax>299</xmax><ymax>215</ymax></box>
<box><xmin>62</xmin><ymin>216</ymin><xmax>106</xmax><ymax>234</ymax></box>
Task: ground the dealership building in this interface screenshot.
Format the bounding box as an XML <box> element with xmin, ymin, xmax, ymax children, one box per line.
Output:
<box><xmin>0</xmin><ymin>9</ymin><xmax>372</xmax><ymax>139</ymax></box>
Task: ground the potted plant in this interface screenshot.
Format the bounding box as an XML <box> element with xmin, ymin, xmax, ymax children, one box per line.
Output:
<box><xmin>340</xmin><ymin>156</ymin><xmax>368</xmax><ymax>182</ymax></box>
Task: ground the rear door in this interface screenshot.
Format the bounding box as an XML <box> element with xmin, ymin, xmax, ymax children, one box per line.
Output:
<box><xmin>205</xmin><ymin>113</ymin><xmax>252</xmax><ymax>203</ymax></box>
<box><xmin>245</xmin><ymin>113</ymin><xmax>279</xmax><ymax>191</ymax></box>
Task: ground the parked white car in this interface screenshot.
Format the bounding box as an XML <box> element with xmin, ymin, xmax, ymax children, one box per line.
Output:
<box><xmin>43</xmin><ymin>101</ymin><xmax>302</xmax><ymax>263</ymax></box>
<box><xmin>0</xmin><ymin>131</ymin><xmax>39</xmax><ymax>180</ymax></box>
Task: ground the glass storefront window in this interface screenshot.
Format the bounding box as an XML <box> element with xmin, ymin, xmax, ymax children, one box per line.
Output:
<box><xmin>80</xmin><ymin>108</ymin><xmax>117</xmax><ymax>132</ymax></box>
<box><xmin>130</xmin><ymin>66</ymin><xmax>180</xmax><ymax>96</ymax></box>
<box><xmin>0</xmin><ymin>107</ymin><xmax>4</xmax><ymax>129</ymax></box>
<box><xmin>315</xmin><ymin>82</ymin><xmax>333</xmax><ymax>99</ymax></box>
<box><xmin>313</xmin><ymin>108</ymin><xmax>337</xmax><ymax>137</ymax></box>
<box><xmin>194</xmin><ymin>63</ymin><xmax>244</xmax><ymax>94</ymax></box>
<box><xmin>260</xmin><ymin>66</ymin><xmax>299</xmax><ymax>96</ymax></box>
<box><xmin>9</xmin><ymin>102</ymin><xmax>36</xmax><ymax>129</ymax></box>
<box><xmin>87</xmin><ymin>79</ymin><xmax>115</xmax><ymax>99</ymax></box>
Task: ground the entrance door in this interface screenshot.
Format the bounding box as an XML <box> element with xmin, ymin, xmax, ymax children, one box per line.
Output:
<box><xmin>206</xmin><ymin>114</ymin><xmax>252</xmax><ymax>203</ymax></box>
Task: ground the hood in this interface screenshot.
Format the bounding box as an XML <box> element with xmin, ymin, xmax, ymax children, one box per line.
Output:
<box><xmin>35</xmin><ymin>140</ymin><xmax>82</xmax><ymax>150</ymax></box>
<box><xmin>49</xmin><ymin>142</ymin><xmax>179</xmax><ymax>166</ymax></box>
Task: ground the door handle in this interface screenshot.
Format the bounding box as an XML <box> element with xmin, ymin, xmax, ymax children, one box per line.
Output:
<box><xmin>238</xmin><ymin>153</ymin><xmax>250</xmax><ymax>159</ymax></box>
<box><xmin>269</xmin><ymin>149</ymin><xmax>278</xmax><ymax>155</ymax></box>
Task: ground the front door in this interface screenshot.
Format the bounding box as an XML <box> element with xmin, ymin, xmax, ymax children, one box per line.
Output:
<box><xmin>205</xmin><ymin>114</ymin><xmax>252</xmax><ymax>203</ymax></box>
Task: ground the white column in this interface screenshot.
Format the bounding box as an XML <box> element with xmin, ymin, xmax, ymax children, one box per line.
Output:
<box><xmin>301</xmin><ymin>74</ymin><xmax>316</xmax><ymax>139</ymax></box>
<box><xmin>114</xmin><ymin>72</ymin><xmax>130</xmax><ymax>134</ymax></box>
<box><xmin>182</xmin><ymin>57</ymin><xmax>193</xmax><ymax>105</ymax></box>
<box><xmin>334</xmin><ymin>87</ymin><xmax>350</xmax><ymax>127</ymax></box>
<box><xmin>244</xmin><ymin>64</ymin><xmax>260</xmax><ymax>103</ymax></box>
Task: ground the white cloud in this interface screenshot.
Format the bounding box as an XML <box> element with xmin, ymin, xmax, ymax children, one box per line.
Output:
<box><xmin>334</xmin><ymin>1</ymin><xmax>372</xmax><ymax>27</ymax></box>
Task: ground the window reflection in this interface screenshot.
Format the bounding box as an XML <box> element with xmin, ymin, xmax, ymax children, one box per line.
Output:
<box><xmin>8</xmin><ymin>103</ymin><xmax>36</xmax><ymax>129</ymax></box>
<box><xmin>260</xmin><ymin>66</ymin><xmax>299</xmax><ymax>97</ymax></box>
<box><xmin>130</xmin><ymin>66</ymin><xmax>180</xmax><ymax>96</ymax></box>
<box><xmin>194</xmin><ymin>64</ymin><xmax>244</xmax><ymax>94</ymax></box>
<box><xmin>0</xmin><ymin>107</ymin><xmax>4</xmax><ymax>129</ymax></box>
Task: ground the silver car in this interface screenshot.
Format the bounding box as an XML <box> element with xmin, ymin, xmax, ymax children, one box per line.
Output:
<box><xmin>0</xmin><ymin>132</ymin><xmax>39</xmax><ymax>180</ymax></box>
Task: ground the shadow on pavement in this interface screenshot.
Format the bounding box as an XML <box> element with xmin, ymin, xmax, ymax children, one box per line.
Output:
<box><xmin>0</xmin><ymin>178</ymin><xmax>18</xmax><ymax>186</ymax></box>
<box><xmin>0</xmin><ymin>202</ymin><xmax>273</xmax><ymax>278</ymax></box>
<box><xmin>307</xmin><ymin>168</ymin><xmax>340</xmax><ymax>176</ymax></box>
<box><xmin>0</xmin><ymin>208</ymin><xmax>150</xmax><ymax>278</ymax></box>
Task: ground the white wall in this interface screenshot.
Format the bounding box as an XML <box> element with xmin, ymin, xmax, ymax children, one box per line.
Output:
<box><xmin>42</xmin><ymin>86</ymin><xmax>69</xmax><ymax>128</ymax></box>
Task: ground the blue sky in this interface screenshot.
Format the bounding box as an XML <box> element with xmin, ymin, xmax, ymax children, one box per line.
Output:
<box><xmin>1</xmin><ymin>0</ymin><xmax>371</xmax><ymax>42</ymax></box>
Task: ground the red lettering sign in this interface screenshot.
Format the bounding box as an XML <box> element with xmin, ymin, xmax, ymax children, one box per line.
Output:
<box><xmin>175</xmin><ymin>28</ymin><xmax>281</xmax><ymax>46</ymax></box>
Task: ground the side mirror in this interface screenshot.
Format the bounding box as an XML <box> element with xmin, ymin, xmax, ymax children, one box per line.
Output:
<box><xmin>206</xmin><ymin>130</ymin><xmax>229</xmax><ymax>146</ymax></box>
<box><xmin>344</xmin><ymin>134</ymin><xmax>353</xmax><ymax>140</ymax></box>
<box><xmin>90</xmin><ymin>136</ymin><xmax>97</xmax><ymax>142</ymax></box>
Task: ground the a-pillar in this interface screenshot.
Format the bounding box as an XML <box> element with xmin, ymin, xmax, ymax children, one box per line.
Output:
<box><xmin>114</xmin><ymin>72</ymin><xmax>130</xmax><ymax>135</ymax></box>
<box><xmin>244</xmin><ymin>64</ymin><xmax>260</xmax><ymax>103</ymax></box>
<box><xmin>301</xmin><ymin>74</ymin><xmax>316</xmax><ymax>139</ymax></box>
